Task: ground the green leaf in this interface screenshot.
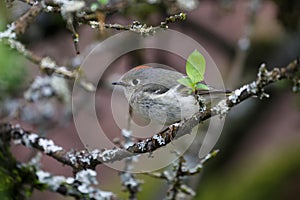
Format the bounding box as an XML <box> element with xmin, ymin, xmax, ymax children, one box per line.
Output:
<box><xmin>90</xmin><ymin>3</ymin><xmax>98</xmax><ymax>11</ymax></box>
<box><xmin>186</xmin><ymin>49</ymin><xmax>206</xmax><ymax>84</ymax></box>
<box><xmin>177</xmin><ymin>77</ymin><xmax>194</xmax><ymax>89</ymax></box>
<box><xmin>195</xmin><ymin>83</ymin><xmax>210</xmax><ymax>90</ymax></box>
<box><xmin>98</xmin><ymin>0</ymin><xmax>109</xmax><ymax>5</ymax></box>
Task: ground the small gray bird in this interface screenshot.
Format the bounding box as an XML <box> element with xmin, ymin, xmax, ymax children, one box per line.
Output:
<box><xmin>113</xmin><ymin>66</ymin><xmax>228</xmax><ymax>125</ymax></box>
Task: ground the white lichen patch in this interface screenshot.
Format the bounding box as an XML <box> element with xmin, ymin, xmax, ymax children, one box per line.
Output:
<box><xmin>137</xmin><ymin>141</ymin><xmax>147</xmax><ymax>151</ymax></box>
<box><xmin>130</xmin><ymin>21</ymin><xmax>157</xmax><ymax>36</ymax></box>
<box><xmin>24</xmin><ymin>76</ymin><xmax>56</xmax><ymax>102</ymax></box>
<box><xmin>170</xmin><ymin>122</ymin><xmax>180</xmax><ymax>128</ymax></box>
<box><xmin>247</xmin><ymin>81</ymin><xmax>258</xmax><ymax>94</ymax></box>
<box><xmin>66</xmin><ymin>149</ymin><xmax>101</xmax><ymax>165</ymax></box>
<box><xmin>124</xmin><ymin>141</ymin><xmax>135</xmax><ymax>149</ymax></box>
<box><xmin>36</xmin><ymin>170</ymin><xmax>51</xmax><ymax>181</ymax></box>
<box><xmin>36</xmin><ymin>170</ymin><xmax>65</xmax><ymax>190</ymax></box>
<box><xmin>66</xmin><ymin>177</ymin><xmax>75</xmax><ymax>184</ymax></box>
<box><xmin>90</xmin><ymin>190</ymin><xmax>114</xmax><ymax>200</ymax></box>
<box><xmin>100</xmin><ymin>149</ymin><xmax>118</xmax><ymax>162</ymax></box>
<box><xmin>259</xmin><ymin>92</ymin><xmax>270</xmax><ymax>99</ymax></box>
<box><xmin>188</xmin><ymin>163</ymin><xmax>203</xmax><ymax>174</ymax></box>
<box><xmin>211</xmin><ymin>99</ymin><xmax>229</xmax><ymax>117</ymax></box>
<box><xmin>89</xmin><ymin>21</ymin><xmax>99</xmax><ymax>29</ymax></box>
<box><xmin>228</xmin><ymin>85</ymin><xmax>248</xmax><ymax>104</ymax></box>
<box><xmin>91</xmin><ymin>149</ymin><xmax>100</xmax><ymax>160</ymax></box>
<box><xmin>121</xmin><ymin>172</ymin><xmax>139</xmax><ymax>188</ymax></box>
<box><xmin>45</xmin><ymin>5</ymin><xmax>55</xmax><ymax>12</ymax></box>
<box><xmin>54</xmin><ymin>0</ymin><xmax>85</xmax><ymax>13</ymax></box>
<box><xmin>153</xmin><ymin>134</ymin><xmax>165</xmax><ymax>145</ymax></box>
<box><xmin>36</xmin><ymin>169</ymin><xmax>113</xmax><ymax>199</ymax></box>
<box><xmin>75</xmin><ymin>169</ymin><xmax>98</xmax><ymax>185</ymax></box>
<box><xmin>8</xmin><ymin>38</ymin><xmax>26</xmax><ymax>54</ymax></box>
<box><xmin>78</xmin><ymin>184</ymin><xmax>89</xmax><ymax>194</ymax></box>
<box><xmin>24</xmin><ymin>133</ymin><xmax>39</xmax><ymax>147</ymax></box>
<box><xmin>122</xmin><ymin>129</ymin><xmax>135</xmax><ymax>149</ymax></box>
<box><xmin>50</xmin><ymin>76</ymin><xmax>70</xmax><ymax>103</ymax></box>
<box><xmin>40</xmin><ymin>57</ymin><xmax>74</xmax><ymax>78</ymax></box>
<box><xmin>50</xmin><ymin>176</ymin><xmax>67</xmax><ymax>190</ymax></box>
<box><xmin>41</xmin><ymin>57</ymin><xmax>56</xmax><ymax>70</ymax></box>
<box><xmin>56</xmin><ymin>66</ymin><xmax>74</xmax><ymax>77</ymax></box>
<box><xmin>0</xmin><ymin>23</ymin><xmax>16</xmax><ymax>39</ymax></box>
<box><xmin>162</xmin><ymin>171</ymin><xmax>173</xmax><ymax>181</ymax></box>
<box><xmin>38</xmin><ymin>138</ymin><xmax>63</xmax><ymax>153</ymax></box>
<box><xmin>67</xmin><ymin>152</ymin><xmax>77</xmax><ymax>165</ymax></box>
<box><xmin>80</xmin><ymin>156</ymin><xmax>91</xmax><ymax>165</ymax></box>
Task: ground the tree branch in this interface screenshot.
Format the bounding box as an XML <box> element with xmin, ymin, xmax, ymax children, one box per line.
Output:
<box><xmin>14</xmin><ymin>3</ymin><xmax>43</xmax><ymax>35</ymax></box>
<box><xmin>144</xmin><ymin>150</ymin><xmax>219</xmax><ymax>199</ymax></box>
<box><xmin>88</xmin><ymin>13</ymin><xmax>187</xmax><ymax>36</ymax></box>
<box><xmin>0</xmin><ymin>59</ymin><xmax>299</xmax><ymax>170</ymax></box>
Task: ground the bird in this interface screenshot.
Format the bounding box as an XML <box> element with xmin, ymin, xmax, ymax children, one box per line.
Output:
<box><xmin>113</xmin><ymin>66</ymin><xmax>229</xmax><ymax>125</ymax></box>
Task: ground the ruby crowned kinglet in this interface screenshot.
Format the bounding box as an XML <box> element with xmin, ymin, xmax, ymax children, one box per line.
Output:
<box><xmin>113</xmin><ymin>66</ymin><xmax>228</xmax><ymax>125</ymax></box>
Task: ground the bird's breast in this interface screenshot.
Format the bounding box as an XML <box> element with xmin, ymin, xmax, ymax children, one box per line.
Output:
<box><xmin>129</xmin><ymin>86</ymin><xmax>199</xmax><ymax>125</ymax></box>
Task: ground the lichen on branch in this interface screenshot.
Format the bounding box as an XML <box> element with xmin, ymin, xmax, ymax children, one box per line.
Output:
<box><xmin>0</xmin><ymin>58</ymin><xmax>299</xmax><ymax>171</ymax></box>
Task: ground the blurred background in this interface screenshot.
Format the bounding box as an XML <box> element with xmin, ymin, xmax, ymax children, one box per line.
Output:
<box><xmin>0</xmin><ymin>0</ymin><xmax>300</xmax><ymax>199</ymax></box>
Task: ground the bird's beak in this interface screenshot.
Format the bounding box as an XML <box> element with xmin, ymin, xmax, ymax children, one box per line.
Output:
<box><xmin>112</xmin><ymin>81</ymin><xmax>128</xmax><ymax>87</ymax></box>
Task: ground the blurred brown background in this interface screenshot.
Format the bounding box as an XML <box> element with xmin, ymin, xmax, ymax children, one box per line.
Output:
<box><xmin>1</xmin><ymin>0</ymin><xmax>300</xmax><ymax>199</ymax></box>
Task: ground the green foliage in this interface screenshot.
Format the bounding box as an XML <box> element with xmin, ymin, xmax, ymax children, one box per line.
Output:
<box><xmin>90</xmin><ymin>0</ymin><xmax>109</xmax><ymax>10</ymax></box>
<box><xmin>196</xmin><ymin>143</ymin><xmax>300</xmax><ymax>200</ymax></box>
<box><xmin>0</xmin><ymin>137</ymin><xmax>37</xmax><ymax>199</ymax></box>
<box><xmin>177</xmin><ymin>50</ymin><xmax>208</xmax><ymax>92</ymax></box>
<box><xmin>186</xmin><ymin>49</ymin><xmax>206</xmax><ymax>83</ymax></box>
<box><xmin>195</xmin><ymin>82</ymin><xmax>210</xmax><ymax>90</ymax></box>
<box><xmin>0</xmin><ymin>2</ymin><xmax>26</xmax><ymax>101</ymax></box>
<box><xmin>124</xmin><ymin>3</ymin><xmax>159</xmax><ymax>20</ymax></box>
<box><xmin>90</xmin><ymin>3</ymin><xmax>99</xmax><ymax>11</ymax></box>
<box><xmin>177</xmin><ymin>77</ymin><xmax>194</xmax><ymax>88</ymax></box>
<box><xmin>0</xmin><ymin>44</ymin><xmax>26</xmax><ymax>99</ymax></box>
<box><xmin>98</xmin><ymin>0</ymin><xmax>109</xmax><ymax>5</ymax></box>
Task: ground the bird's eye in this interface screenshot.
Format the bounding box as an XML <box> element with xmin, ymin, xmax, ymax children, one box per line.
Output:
<box><xmin>131</xmin><ymin>79</ymin><xmax>140</xmax><ymax>86</ymax></box>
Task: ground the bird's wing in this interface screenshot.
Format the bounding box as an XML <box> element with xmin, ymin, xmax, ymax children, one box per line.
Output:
<box><xmin>136</xmin><ymin>83</ymin><xmax>170</xmax><ymax>95</ymax></box>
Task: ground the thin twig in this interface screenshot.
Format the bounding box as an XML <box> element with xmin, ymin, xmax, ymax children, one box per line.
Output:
<box><xmin>88</xmin><ymin>13</ymin><xmax>187</xmax><ymax>35</ymax></box>
<box><xmin>14</xmin><ymin>3</ymin><xmax>43</xmax><ymax>35</ymax></box>
<box><xmin>144</xmin><ymin>150</ymin><xmax>219</xmax><ymax>199</ymax></box>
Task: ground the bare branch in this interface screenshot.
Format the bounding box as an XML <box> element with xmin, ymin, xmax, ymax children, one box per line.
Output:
<box><xmin>119</xmin><ymin>129</ymin><xmax>142</xmax><ymax>200</ymax></box>
<box><xmin>14</xmin><ymin>3</ymin><xmax>43</xmax><ymax>35</ymax></box>
<box><xmin>21</xmin><ymin>165</ymin><xmax>115</xmax><ymax>199</ymax></box>
<box><xmin>144</xmin><ymin>150</ymin><xmax>219</xmax><ymax>199</ymax></box>
<box><xmin>0</xmin><ymin>59</ymin><xmax>299</xmax><ymax>171</ymax></box>
<box><xmin>88</xmin><ymin>13</ymin><xmax>187</xmax><ymax>36</ymax></box>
